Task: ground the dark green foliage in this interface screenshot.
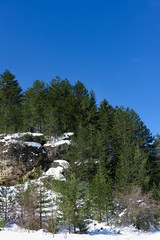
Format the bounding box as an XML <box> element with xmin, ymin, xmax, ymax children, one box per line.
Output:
<box><xmin>0</xmin><ymin>70</ymin><xmax>23</xmax><ymax>133</ymax></box>
<box><xmin>22</xmin><ymin>80</ymin><xmax>47</xmax><ymax>132</ymax></box>
<box><xmin>115</xmin><ymin>143</ymin><xmax>149</xmax><ymax>192</ymax></box>
<box><xmin>47</xmin><ymin>77</ymin><xmax>74</xmax><ymax>134</ymax></box>
<box><xmin>111</xmin><ymin>107</ymin><xmax>154</xmax><ymax>186</ymax></box>
<box><xmin>89</xmin><ymin>163</ymin><xmax>113</xmax><ymax>223</ymax></box>
<box><xmin>150</xmin><ymin>134</ymin><xmax>160</xmax><ymax>187</ymax></box>
<box><xmin>66</xmin><ymin>124</ymin><xmax>97</xmax><ymax>182</ymax></box>
<box><xmin>57</xmin><ymin>173</ymin><xmax>89</xmax><ymax>233</ymax></box>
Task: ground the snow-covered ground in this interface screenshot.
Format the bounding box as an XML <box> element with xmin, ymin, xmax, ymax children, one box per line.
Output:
<box><xmin>0</xmin><ymin>223</ymin><xmax>160</xmax><ymax>240</ymax></box>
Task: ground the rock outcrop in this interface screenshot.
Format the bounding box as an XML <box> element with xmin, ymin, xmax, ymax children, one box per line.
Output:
<box><xmin>0</xmin><ymin>132</ymin><xmax>73</xmax><ymax>185</ymax></box>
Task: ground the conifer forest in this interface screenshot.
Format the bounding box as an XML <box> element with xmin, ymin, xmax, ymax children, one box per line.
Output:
<box><xmin>0</xmin><ymin>69</ymin><xmax>160</xmax><ymax>233</ymax></box>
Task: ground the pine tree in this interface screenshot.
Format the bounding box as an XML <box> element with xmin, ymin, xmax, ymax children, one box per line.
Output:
<box><xmin>97</xmin><ymin>99</ymin><xmax>114</xmax><ymax>176</ymax></box>
<box><xmin>36</xmin><ymin>182</ymin><xmax>54</xmax><ymax>229</ymax></box>
<box><xmin>89</xmin><ymin>161</ymin><xmax>113</xmax><ymax>223</ymax></box>
<box><xmin>85</xmin><ymin>89</ymin><xmax>98</xmax><ymax>134</ymax></box>
<box><xmin>0</xmin><ymin>70</ymin><xmax>23</xmax><ymax>133</ymax></box>
<box><xmin>58</xmin><ymin>173</ymin><xmax>87</xmax><ymax>233</ymax></box>
<box><xmin>149</xmin><ymin>134</ymin><xmax>160</xmax><ymax>188</ymax></box>
<box><xmin>0</xmin><ymin>184</ymin><xmax>15</xmax><ymax>221</ymax></box>
<box><xmin>15</xmin><ymin>180</ymin><xmax>54</xmax><ymax>230</ymax></box>
<box><xmin>47</xmin><ymin>77</ymin><xmax>74</xmax><ymax>133</ymax></box>
<box><xmin>111</xmin><ymin>106</ymin><xmax>153</xmax><ymax>182</ymax></box>
<box><xmin>22</xmin><ymin>80</ymin><xmax>47</xmax><ymax>132</ymax></box>
<box><xmin>115</xmin><ymin>143</ymin><xmax>149</xmax><ymax>192</ymax></box>
<box><xmin>15</xmin><ymin>181</ymin><xmax>39</xmax><ymax>230</ymax></box>
<box><xmin>73</xmin><ymin>80</ymin><xmax>90</xmax><ymax>129</ymax></box>
<box><xmin>67</xmin><ymin>124</ymin><xmax>97</xmax><ymax>182</ymax></box>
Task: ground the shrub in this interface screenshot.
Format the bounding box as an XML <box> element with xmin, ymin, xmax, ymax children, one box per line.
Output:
<box><xmin>114</xmin><ymin>186</ymin><xmax>158</xmax><ymax>231</ymax></box>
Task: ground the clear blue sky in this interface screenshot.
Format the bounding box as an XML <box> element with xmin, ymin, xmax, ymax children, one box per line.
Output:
<box><xmin>0</xmin><ymin>0</ymin><xmax>160</xmax><ymax>136</ymax></box>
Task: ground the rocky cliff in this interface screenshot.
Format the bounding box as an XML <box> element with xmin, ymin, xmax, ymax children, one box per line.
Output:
<box><xmin>0</xmin><ymin>132</ymin><xmax>73</xmax><ymax>185</ymax></box>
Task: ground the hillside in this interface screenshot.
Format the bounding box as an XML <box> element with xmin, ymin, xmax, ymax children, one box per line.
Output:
<box><xmin>0</xmin><ymin>71</ymin><xmax>160</xmax><ymax>234</ymax></box>
<box><xmin>0</xmin><ymin>132</ymin><xmax>159</xmax><ymax>235</ymax></box>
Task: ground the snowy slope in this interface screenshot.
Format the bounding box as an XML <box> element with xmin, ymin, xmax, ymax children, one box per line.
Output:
<box><xmin>0</xmin><ymin>223</ymin><xmax>160</xmax><ymax>240</ymax></box>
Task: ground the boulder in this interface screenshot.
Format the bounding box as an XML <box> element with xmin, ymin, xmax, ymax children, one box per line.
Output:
<box><xmin>0</xmin><ymin>132</ymin><xmax>73</xmax><ymax>185</ymax></box>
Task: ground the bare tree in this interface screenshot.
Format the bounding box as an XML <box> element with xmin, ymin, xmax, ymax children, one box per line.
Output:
<box><xmin>114</xmin><ymin>186</ymin><xmax>158</xmax><ymax>231</ymax></box>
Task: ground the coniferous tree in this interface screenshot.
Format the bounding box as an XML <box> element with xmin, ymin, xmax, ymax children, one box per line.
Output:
<box><xmin>73</xmin><ymin>80</ymin><xmax>90</xmax><ymax>128</ymax></box>
<box><xmin>85</xmin><ymin>89</ymin><xmax>98</xmax><ymax>134</ymax></box>
<box><xmin>89</xmin><ymin>161</ymin><xmax>113</xmax><ymax>223</ymax></box>
<box><xmin>111</xmin><ymin>106</ymin><xmax>153</xmax><ymax>182</ymax></box>
<box><xmin>148</xmin><ymin>134</ymin><xmax>160</xmax><ymax>188</ymax></box>
<box><xmin>97</xmin><ymin>99</ymin><xmax>114</xmax><ymax>176</ymax></box>
<box><xmin>67</xmin><ymin>124</ymin><xmax>97</xmax><ymax>182</ymax></box>
<box><xmin>115</xmin><ymin>142</ymin><xmax>149</xmax><ymax>193</ymax></box>
<box><xmin>15</xmin><ymin>181</ymin><xmax>38</xmax><ymax>230</ymax></box>
<box><xmin>47</xmin><ymin>77</ymin><xmax>74</xmax><ymax>133</ymax></box>
<box><xmin>22</xmin><ymin>80</ymin><xmax>47</xmax><ymax>132</ymax></box>
<box><xmin>57</xmin><ymin>173</ymin><xmax>87</xmax><ymax>233</ymax></box>
<box><xmin>0</xmin><ymin>70</ymin><xmax>23</xmax><ymax>133</ymax></box>
<box><xmin>15</xmin><ymin>180</ymin><xmax>54</xmax><ymax>230</ymax></box>
<box><xmin>36</xmin><ymin>182</ymin><xmax>54</xmax><ymax>229</ymax></box>
<box><xmin>0</xmin><ymin>184</ymin><xmax>15</xmax><ymax>221</ymax></box>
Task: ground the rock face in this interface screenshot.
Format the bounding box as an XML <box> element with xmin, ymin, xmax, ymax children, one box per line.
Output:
<box><xmin>0</xmin><ymin>132</ymin><xmax>73</xmax><ymax>185</ymax></box>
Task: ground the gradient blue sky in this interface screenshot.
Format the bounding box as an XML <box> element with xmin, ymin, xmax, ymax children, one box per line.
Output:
<box><xmin>0</xmin><ymin>0</ymin><xmax>160</xmax><ymax>136</ymax></box>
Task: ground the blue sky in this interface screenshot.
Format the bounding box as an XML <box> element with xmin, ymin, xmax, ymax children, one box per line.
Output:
<box><xmin>0</xmin><ymin>0</ymin><xmax>160</xmax><ymax>136</ymax></box>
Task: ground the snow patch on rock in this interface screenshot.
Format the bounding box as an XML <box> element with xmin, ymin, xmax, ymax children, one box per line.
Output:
<box><xmin>44</xmin><ymin>132</ymin><xmax>74</xmax><ymax>148</ymax></box>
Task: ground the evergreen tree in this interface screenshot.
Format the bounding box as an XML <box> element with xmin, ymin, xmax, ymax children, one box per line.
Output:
<box><xmin>58</xmin><ymin>173</ymin><xmax>87</xmax><ymax>233</ymax></box>
<box><xmin>22</xmin><ymin>80</ymin><xmax>47</xmax><ymax>132</ymax></box>
<box><xmin>85</xmin><ymin>89</ymin><xmax>98</xmax><ymax>134</ymax></box>
<box><xmin>115</xmin><ymin>143</ymin><xmax>149</xmax><ymax>192</ymax></box>
<box><xmin>36</xmin><ymin>182</ymin><xmax>53</xmax><ymax>229</ymax></box>
<box><xmin>149</xmin><ymin>134</ymin><xmax>160</xmax><ymax>188</ymax></box>
<box><xmin>15</xmin><ymin>180</ymin><xmax>54</xmax><ymax>230</ymax></box>
<box><xmin>0</xmin><ymin>70</ymin><xmax>23</xmax><ymax>133</ymax></box>
<box><xmin>89</xmin><ymin>160</ymin><xmax>113</xmax><ymax>223</ymax></box>
<box><xmin>73</xmin><ymin>80</ymin><xmax>90</xmax><ymax>129</ymax></box>
<box><xmin>97</xmin><ymin>99</ymin><xmax>114</xmax><ymax>176</ymax></box>
<box><xmin>111</xmin><ymin>106</ymin><xmax>153</xmax><ymax>182</ymax></box>
<box><xmin>67</xmin><ymin>124</ymin><xmax>97</xmax><ymax>182</ymax></box>
<box><xmin>0</xmin><ymin>184</ymin><xmax>15</xmax><ymax>221</ymax></box>
<box><xmin>15</xmin><ymin>181</ymin><xmax>38</xmax><ymax>230</ymax></box>
<box><xmin>47</xmin><ymin>77</ymin><xmax>74</xmax><ymax>133</ymax></box>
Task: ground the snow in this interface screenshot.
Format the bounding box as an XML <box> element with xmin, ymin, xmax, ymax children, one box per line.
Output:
<box><xmin>63</xmin><ymin>132</ymin><xmax>74</xmax><ymax>138</ymax></box>
<box><xmin>44</xmin><ymin>139</ymin><xmax>71</xmax><ymax>147</ymax></box>
<box><xmin>2</xmin><ymin>149</ymin><xmax>8</xmax><ymax>153</ymax></box>
<box><xmin>31</xmin><ymin>133</ymin><xmax>43</xmax><ymax>137</ymax></box>
<box><xmin>119</xmin><ymin>209</ymin><xmax>126</xmax><ymax>218</ymax></box>
<box><xmin>0</xmin><ymin>132</ymin><xmax>43</xmax><ymax>148</ymax></box>
<box><xmin>24</xmin><ymin>142</ymin><xmax>42</xmax><ymax>148</ymax></box>
<box><xmin>0</xmin><ymin>132</ymin><xmax>73</xmax><ymax>149</ymax></box>
<box><xmin>0</xmin><ymin>224</ymin><xmax>160</xmax><ymax>240</ymax></box>
<box><xmin>43</xmin><ymin>166</ymin><xmax>65</xmax><ymax>180</ymax></box>
<box><xmin>54</xmin><ymin>160</ymin><xmax>69</xmax><ymax>169</ymax></box>
<box><xmin>34</xmin><ymin>160</ymin><xmax>69</xmax><ymax>182</ymax></box>
<box><xmin>41</xmin><ymin>160</ymin><xmax>69</xmax><ymax>180</ymax></box>
<box><xmin>44</xmin><ymin>132</ymin><xmax>73</xmax><ymax>147</ymax></box>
